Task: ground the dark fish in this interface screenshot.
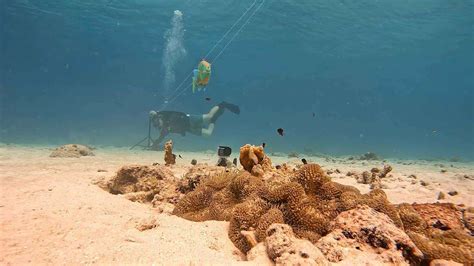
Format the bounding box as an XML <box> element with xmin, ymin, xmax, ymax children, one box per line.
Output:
<box><xmin>312</xmin><ymin>112</ymin><xmax>315</xmax><ymax>117</ymax></box>
<box><xmin>262</xmin><ymin>142</ymin><xmax>266</xmax><ymax>148</ymax></box>
<box><xmin>277</xmin><ymin>128</ymin><xmax>284</xmax><ymax>136</ymax></box>
<box><xmin>205</xmin><ymin>97</ymin><xmax>211</xmax><ymax>101</ymax></box>
<box><xmin>301</xmin><ymin>158</ymin><xmax>308</xmax><ymax>164</ymax></box>
<box><xmin>179</xmin><ymin>154</ymin><xmax>183</xmax><ymax>159</ymax></box>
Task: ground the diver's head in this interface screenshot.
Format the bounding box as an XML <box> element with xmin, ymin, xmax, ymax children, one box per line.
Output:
<box><xmin>149</xmin><ymin>111</ymin><xmax>163</xmax><ymax>128</ymax></box>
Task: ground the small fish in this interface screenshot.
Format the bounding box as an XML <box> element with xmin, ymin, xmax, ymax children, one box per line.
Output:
<box><xmin>205</xmin><ymin>97</ymin><xmax>211</xmax><ymax>101</ymax></box>
<box><xmin>301</xmin><ymin>158</ymin><xmax>308</xmax><ymax>164</ymax></box>
<box><xmin>312</xmin><ymin>112</ymin><xmax>315</xmax><ymax>117</ymax></box>
<box><xmin>178</xmin><ymin>154</ymin><xmax>183</xmax><ymax>159</ymax></box>
<box><xmin>262</xmin><ymin>142</ymin><xmax>266</xmax><ymax>148</ymax></box>
<box><xmin>277</xmin><ymin>128</ymin><xmax>284</xmax><ymax>136</ymax></box>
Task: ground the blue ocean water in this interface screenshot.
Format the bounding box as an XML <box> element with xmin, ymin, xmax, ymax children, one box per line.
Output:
<box><xmin>1</xmin><ymin>0</ymin><xmax>473</xmax><ymax>160</ymax></box>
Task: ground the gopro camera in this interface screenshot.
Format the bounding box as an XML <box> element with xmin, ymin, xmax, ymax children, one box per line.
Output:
<box><xmin>217</xmin><ymin>146</ymin><xmax>232</xmax><ymax>167</ymax></box>
<box><xmin>217</xmin><ymin>146</ymin><xmax>232</xmax><ymax>157</ymax></box>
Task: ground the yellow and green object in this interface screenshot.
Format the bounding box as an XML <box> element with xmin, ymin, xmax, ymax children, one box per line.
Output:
<box><xmin>192</xmin><ymin>60</ymin><xmax>211</xmax><ymax>93</ymax></box>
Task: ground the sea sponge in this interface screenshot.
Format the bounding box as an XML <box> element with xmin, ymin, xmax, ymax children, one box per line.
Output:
<box><xmin>239</xmin><ymin>144</ymin><xmax>272</xmax><ymax>173</ymax></box>
<box><xmin>408</xmin><ymin>231</ymin><xmax>473</xmax><ymax>264</ymax></box>
<box><xmin>164</xmin><ymin>140</ymin><xmax>176</xmax><ymax>165</ymax></box>
<box><xmin>292</xmin><ymin>164</ymin><xmax>331</xmax><ymax>194</ymax></box>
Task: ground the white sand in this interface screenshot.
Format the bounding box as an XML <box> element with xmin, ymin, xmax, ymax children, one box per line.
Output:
<box><xmin>1</xmin><ymin>144</ymin><xmax>473</xmax><ymax>265</ymax></box>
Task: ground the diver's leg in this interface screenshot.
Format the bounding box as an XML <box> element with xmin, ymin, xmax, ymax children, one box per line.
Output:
<box><xmin>202</xmin><ymin>106</ymin><xmax>221</xmax><ymax>124</ymax></box>
<box><xmin>202</xmin><ymin>102</ymin><xmax>240</xmax><ymax>124</ymax></box>
<box><xmin>201</xmin><ymin>123</ymin><xmax>215</xmax><ymax>137</ymax></box>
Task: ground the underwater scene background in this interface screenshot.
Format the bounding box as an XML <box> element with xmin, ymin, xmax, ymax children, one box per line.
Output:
<box><xmin>1</xmin><ymin>0</ymin><xmax>473</xmax><ymax>159</ymax></box>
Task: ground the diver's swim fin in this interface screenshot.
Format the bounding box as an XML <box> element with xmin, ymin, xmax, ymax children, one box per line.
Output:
<box><xmin>218</xmin><ymin>101</ymin><xmax>240</xmax><ymax>114</ymax></box>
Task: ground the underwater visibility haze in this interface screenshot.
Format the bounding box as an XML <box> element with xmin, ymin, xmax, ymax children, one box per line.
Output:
<box><xmin>1</xmin><ymin>0</ymin><xmax>473</xmax><ymax>160</ymax></box>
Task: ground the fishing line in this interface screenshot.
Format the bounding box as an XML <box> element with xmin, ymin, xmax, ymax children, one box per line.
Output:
<box><xmin>211</xmin><ymin>0</ymin><xmax>265</xmax><ymax>63</ymax></box>
<box><xmin>158</xmin><ymin>0</ymin><xmax>265</xmax><ymax>111</ymax></box>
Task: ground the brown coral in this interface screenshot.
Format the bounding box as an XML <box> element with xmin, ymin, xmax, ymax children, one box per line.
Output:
<box><xmin>264</xmin><ymin>223</ymin><xmax>330</xmax><ymax>265</ymax></box>
<box><xmin>97</xmin><ymin>164</ymin><xmax>178</xmax><ymax>204</ymax></box>
<box><xmin>408</xmin><ymin>231</ymin><xmax>473</xmax><ymax>264</ymax></box>
<box><xmin>171</xmin><ymin>161</ymin><xmax>473</xmax><ymax>265</ymax></box>
<box><xmin>164</xmin><ymin>140</ymin><xmax>176</xmax><ymax>165</ymax></box>
<box><xmin>316</xmin><ymin>205</ymin><xmax>423</xmax><ymax>265</ymax></box>
<box><xmin>50</xmin><ymin>144</ymin><xmax>94</xmax><ymax>158</ymax></box>
<box><xmin>173</xmin><ymin>170</ymin><xmax>262</xmax><ymax>222</ymax></box>
<box><xmin>239</xmin><ymin>144</ymin><xmax>272</xmax><ymax>173</ymax></box>
<box><xmin>291</xmin><ymin>163</ymin><xmax>330</xmax><ymax>194</ymax></box>
<box><xmin>398</xmin><ymin>203</ymin><xmax>428</xmax><ymax>234</ymax></box>
<box><xmin>412</xmin><ymin>203</ymin><xmax>464</xmax><ymax>231</ymax></box>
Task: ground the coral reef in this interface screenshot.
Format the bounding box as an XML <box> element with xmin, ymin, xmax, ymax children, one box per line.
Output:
<box><xmin>355</xmin><ymin>165</ymin><xmax>392</xmax><ymax>189</ymax></box>
<box><xmin>411</xmin><ymin>203</ymin><xmax>464</xmax><ymax>231</ymax></box>
<box><xmin>170</xmin><ymin>154</ymin><xmax>474</xmax><ymax>265</ymax></box>
<box><xmin>408</xmin><ymin>231</ymin><xmax>473</xmax><ymax>264</ymax></box>
<box><xmin>239</xmin><ymin>144</ymin><xmax>272</xmax><ymax>174</ymax></box>
<box><xmin>97</xmin><ymin>165</ymin><xmax>179</xmax><ymax>204</ymax></box>
<box><xmin>50</xmin><ymin>144</ymin><xmax>94</xmax><ymax>158</ymax></box>
<box><xmin>173</xmin><ymin>170</ymin><xmax>261</xmax><ymax>222</ymax></box>
<box><xmin>175</xmin><ymin>162</ymin><xmax>405</xmax><ymax>255</ymax></box>
<box><xmin>164</xmin><ymin>140</ymin><xmax>176</xmax><ymax>165</ymax></box>
<box><xmin>396</xmin><ymin>203</ymin><xmax>474</xmax><ymax>264</ymax></box>
<box><xmin>176</xmin><ymin>164</ymin><xmax>225</xmax><ymax>193</ymax></box>
<box><xmin>316</xmin><ymin>205</ymin><xmax>423</xmax><ymax>265</ymax></box>
<box><xmin>249</xmin><ymin>223</ymin><xmax>330</xmax><ymax>266</ymax></box>
<box><xmin>463</xmin><ymin>207</ymin><xmax>474</xmax><ymax>234</ymax></box>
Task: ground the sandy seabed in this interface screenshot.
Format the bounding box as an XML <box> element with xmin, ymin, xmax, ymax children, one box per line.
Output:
<box><xmin>0</xmin><ymin>144</ymin><xmax>473</xmax><ymax>265</ymax></box>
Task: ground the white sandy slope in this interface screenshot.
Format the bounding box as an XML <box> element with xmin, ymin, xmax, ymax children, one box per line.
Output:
<box><xmin>0</xmin><ymin>144</ymin><xmax>473</xmax><ymax>265</ymax></box>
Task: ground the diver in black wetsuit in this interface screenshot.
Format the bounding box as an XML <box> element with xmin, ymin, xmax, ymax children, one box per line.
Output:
<box><xmin>148</xmin><ymin>101</ymin><xmax>240</xmax><ymax>150</ymax></box>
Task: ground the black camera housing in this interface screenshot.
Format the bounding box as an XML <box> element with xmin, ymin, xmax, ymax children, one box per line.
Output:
<box><xmin>217</xmin><ymin>146</ymin><xmax>232</xmax><ymax>157</ymax></box>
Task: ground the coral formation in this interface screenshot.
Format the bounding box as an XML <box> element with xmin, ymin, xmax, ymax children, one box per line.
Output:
<box><xmin>262</xmin><ymin>223</ymin><xmax>329</xmax><ymax>265</ymax></box>
<box><xmin>239</xmin><ymin>144</ymin><xmax>272</xmax><ymax>174</ymax></box>
<box><xmin>396</xmin><ymin>203</ymin><xmax>474</xmax><ymax>264</ymax></box>
<box><xmin>316</xmin><ymin>205</ymin><xmax>423</xmax><ymax>265</ymax></box>
<box><xmin>408</xmin><ymin>231</ymin><xmax>473</xmax><ymax>264</ymax></box>
<box><xmin>97</xmin><ymin>165</ymin><xmax>179</xmax><ymax>204</ymax></box>
<box><xmin>50</xmin><ymin>144</ymin><xmax>94</xmax><ymax>158</ymax></box>
<box><xmin>175</xmin><ymin>162</ymin><xmax>406</xmax><ymax>255</ymax></box>
<box><xmin>411</xmin><ymin>203</ymin><xmax>464</xmax><ymax>231</ymax></box>
<box><xmin>164</xmin><ymin>140</ymin><xmax>176</xmax><ymax>165</ymax></box>
<box><xmin>176</xmin><ymin>164</ymin><xmax>225</xmax><ymax>193</ymax></box>
<box><xmin>463</xmin><ymin>207</ymin><xmax>474</xmax><ymax>234</ymax></box>
<box><xmin>168</xmin><ymin>152</ymin><xmax>474</xmax><ymax>265</ymax></box>
<box><xmin>355</xmin><ymin>165</ymin><xmax>392</xmax><ymax>189</ymax></box>
<box><xmin>173</xmin><ymin>170</ymin><xmax>261</xmax><ymax>223</ymax></box>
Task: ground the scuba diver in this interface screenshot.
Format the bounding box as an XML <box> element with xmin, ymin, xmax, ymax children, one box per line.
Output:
<box><xmin>148</xmin><ymin>101</ymin><xmax>240</xmax><ymax>150</ymax></box>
